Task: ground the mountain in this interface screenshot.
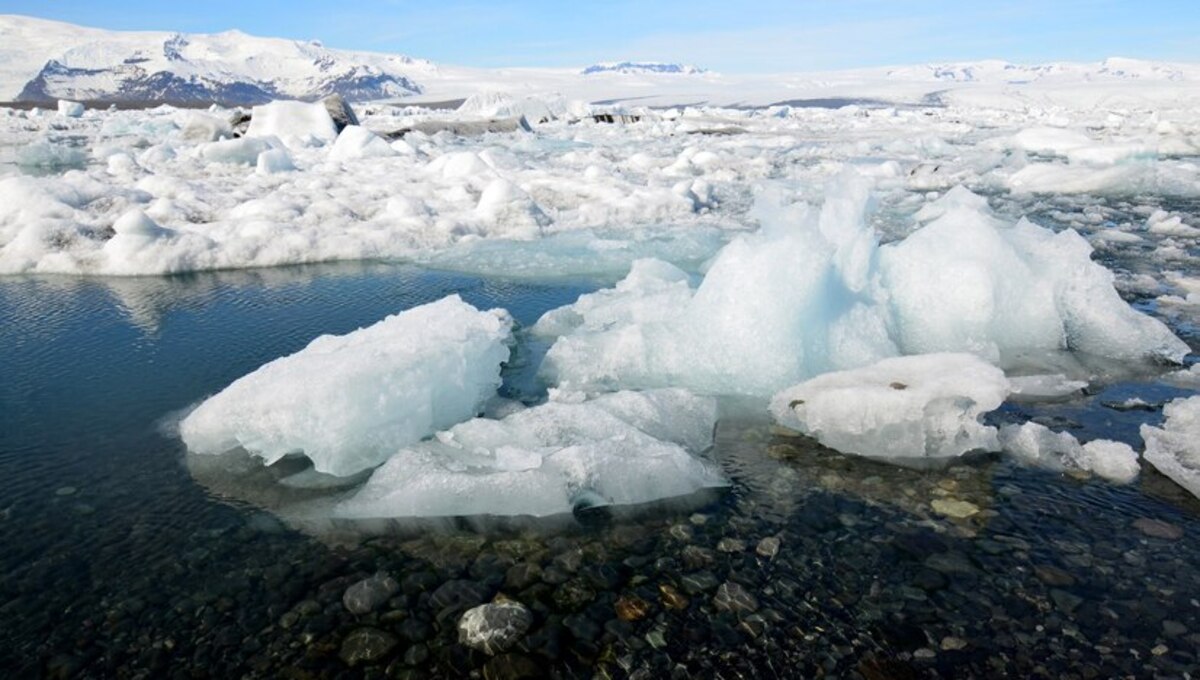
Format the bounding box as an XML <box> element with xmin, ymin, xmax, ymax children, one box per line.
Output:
<box><xmin>582</xmin><ymin>62</ymin><xmax>707</xmax><ymax>76</ymax></box>
<box><xmin>0</xmin><ymin>14</ymin><xmax>431</xmax><ymax>104</ymax></box>
<box><xmin>884</xmin><ymin>57</ymin><xmax>1192</xmax><ymax>84</ymax></box>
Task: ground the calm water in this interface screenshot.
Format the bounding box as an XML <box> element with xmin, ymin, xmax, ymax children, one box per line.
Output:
<box><xmin>2</xmin><ymin>263</ymin><xmax>1199</xmax><ymax>679</ymax></box>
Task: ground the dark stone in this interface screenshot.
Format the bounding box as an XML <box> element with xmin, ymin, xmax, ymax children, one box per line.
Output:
<box><xmin>344</xmin><ymin>573</ymin><xmax>400</xmax><ymax>615</ymax></box>
<box><xmin>339</xmin><ymin>628</ymin><xmax>398</xmax><ymax>667</ymax></box>
<box><xmin>553</xmin><ymin>578</ymin><xmax>595</xmax><ymax>611</ymax></box>
<box><xmin>712</xmin><ymin>582</ymin><xmax>759</xmax><ymax>615</ymax></box>
<box><xmin>505</xmin><ymin>563</ymin><xmax>543</xmax><ymax>591</ymax></box>
<box><xmin>482</xmin><ymin>653</ymin><xmax>542</xmax><ymax>680</ymax></box>
<box><xmin>322</xmin><ymin>94</ymin><xmax>359</xmax><ymax>132</ymax></box>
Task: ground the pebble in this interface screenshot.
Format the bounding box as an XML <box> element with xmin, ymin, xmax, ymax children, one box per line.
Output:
<box><xmin>1033</xmin><ymin>565</ymin><xmax>1076</xmax><ymax>588</ymax></box>
<box><xmin>717</xmin><ymin>538</ymin><xmax>746</xmax><ymax>553</ymax></box>
<box><xmin>339</xmin><ymin>627</ymin><xmax>398</xmax><ymax>666</ymax></box>
<box><xmin>615</xmin><ymin>595</ymin><xmax>651</xmax><ymax>622</ymax></box>
<box><xmin>931</xmin><ymin>498</ymin><xmax>980</xmax><ymax>519</ymax></box>
<box><xmin>756</xmin><ymin>536</ymin><xmax>781</xmax><ymax>559</ymax></box>
<box><xmin>1132</xmin><ymin>518</ymin><xmax>1184</xmax><ymax>540</ymax></box>
<box><xmin>458</xmin><ymin>601</ymin><xmax>533</xmax><ymax>655</ymax></box>
<box><xmin>343</xmin><ymin>573</ymin><xmax>399</xmax><ymax>615</ymax></box>
<box><xmin>658</xmin><ymin>583</ymin><xmax>690</xmax><ymax>610</ymax></box>
<box><xmin>940</xmin><ymin>636</ymin><xmax>967</xmax><ymax>651</ymax></box>
<box><xmin>54</xmin><ymin>486</ymin><xmax>77</xmax><ymax>497</ymax></box>
<box><xmin>680</xmin><ymin>571</ymin><xmax>719</xmax><ymax>595</ymax></box>
<box><xmin>713</xmin><ymin>581</ymin><xmax>759</xmax><ymax>615</ymax></box>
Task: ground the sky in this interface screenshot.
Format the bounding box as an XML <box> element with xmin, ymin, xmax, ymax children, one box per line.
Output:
<box><xmin>2</xmin><ymin>1</ymin><xmax>1198</xmax><ymax>72</ymax></box>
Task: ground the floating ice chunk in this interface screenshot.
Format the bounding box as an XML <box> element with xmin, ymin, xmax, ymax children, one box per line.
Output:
<box><xmin>57</xmin><ymin>100</ymin><xmax>84</xmax><ymax>118</ymax></box>
<box><xmin>475</xmin><ymin>178</ymin><xmax>548</xmax><ymax>238</ymax></box>
<box><xmin>256</xmin><ymin>148</ymin><xmax>295</xmax><ymax>175</ymax></box>
<box><xmin>199</xmin><ymin>137</ymin><xmax>278</xmax><ymax>165</ymax></box>
<box><xmin>334</xmin><ymin>389</ymin><xmax>722</xmax><ymax>519</ymax></box>
<box><xmin>1141</xmin><ymin>396</ymin><xmax>1200</xmax><ymax>499</ymax></box>
<box><xmin>180</xmin><ymin>112</ymin><xmax>233</xmax><ymax>142</ymax></box>
<box><xmin>1145</xmin><ymin>209</ymin><xmax>1200</xmax><ymax>238</ymax></box>
<box><xmin>879</xmin><ymin>204</ymin><xmax>1188</xmax><ymax>364</ymax></box>
<box><xmin>1162</xmin><ymin>364</ymin><xmax>1200</xmax><ymax>389</ymax></box>
<box><xmin>329</xmin><ymin>125</ymin><xmax>397</xmax><ymax>161</ymax></box>
<box><xmin>1008</xmin><ymin>374</ymin><xmax>1087</xmax><ymax>400</ymax></box>
<box><xmin>1011</xmin><ymin>127</ymin><xmax>1093</xmax><ymax>156</ymax></box>
<box><xmin>540</xmin><ymin>177</ymin><xmax>1185</xmax><ymax>398</ymax></box>
<box><xmin>912</xmin><ymin>185</ymin><xmax>989</xmax><ymax>223</ymax></box>
<box><xmin>769</xmin><ymin>353</ymin><xmax>1008</xmax><ymax>463</ymax></box>
<box><xmin>16</xmin><ymin>141</ymin><xmax>87</xmax><ymax>170</ymax></box>
<box><xmin>102</xmin><ymin>209</ymin><xmax>174</xmax><ymax>260</ymax></box>
<box><xmin>1001</xmin><ymin>422</ymin><xmax>1140</xmax><ymax>483</ymax></box>
<box><xmin>180</xmin><ymin>296</ymin><xmax>513</xmax><ymax>477</ymax></box>
<box><xmin>245</xmin><ymin>100</ymin><xmax>338</xmax><ymax>149</ymax></box>
<box><xmin>429</xmin><ymin>151</ymin><xmax>494</xmax><ymax>180</ymax></box>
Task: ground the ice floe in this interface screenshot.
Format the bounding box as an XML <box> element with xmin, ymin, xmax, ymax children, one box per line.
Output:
<box><xmin>1141</xmin><ymin>396</ymin><xmax>1200</xmax><ymax>499</ymax></box>
<box><xmin>180</xmin><ymin>295</ymin><xmax>513</xmax><ymax>477</ymax></box>
<box><xmin>769</xmin><ymin>353</ymin><xmax>1008</xmax><ymax>464</ymax></box>
<box><xmin>334</xmin><ymin>388</ymin><xmax>722</xmax><ymax>519</ymax></box>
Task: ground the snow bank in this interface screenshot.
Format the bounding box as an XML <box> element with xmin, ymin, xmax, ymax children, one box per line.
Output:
<box><xmin>245</xmin><ymin>100</ymin><xmax>338</xmax><ymax>149</ymax></box>
<box><xmin>1001</xmin><ymin>422</ymin><xmax>1140</xmax><ymax>483</ymax></box>
<box><xmin>769</xmin><ymin>353</ymin><xmax>1008</xmax><ymax>463</ymax></box>
<box><xmin>334</xmin><ymin>389</ymin><xmax>722</xmax><ymax>518</ymax></box>
<box><xmin>180</xmin><ymin>296</ymin><xmax>513</xmax><ymax>477</ymax></box>
<box><xmin>538</xmin><ymin>177</ymin><xmax>1187</xmax><ymax>397</ymax></box>
<box><xmin>1141</xmin><ymin>396</ymin><xmax>1200</xmax><ymax>498</ymax></box>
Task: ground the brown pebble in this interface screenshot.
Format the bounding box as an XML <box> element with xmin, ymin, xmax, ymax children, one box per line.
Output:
<box><xmin>658</xmin><ymin>583</ymin><xmax>690</xmax><ymax>610</ymax></box>
<box><xmin>615</xmin><ymin>595</ymin><xmax>651</xmax><ymax>622</ymax></box>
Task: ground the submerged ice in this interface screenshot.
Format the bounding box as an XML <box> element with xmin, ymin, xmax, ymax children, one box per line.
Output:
<box><xmin>180</xmin><ymin>295</ymin><xmax>513</xmax><ymax>477</ymax></box>
<box><xmin>1141</xmin><ymin>396</ymin><xmax>1200</xmax><ymax>499</ymax></box>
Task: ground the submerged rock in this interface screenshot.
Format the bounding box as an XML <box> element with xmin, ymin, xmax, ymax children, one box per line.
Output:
<box><xmin>343</xmin><ymin>573</ymin><xmax>399</xmax><ymax>615</ymax></box>
<box><xmin>458</xmin><ymin>601</ymin><xmax>533</xmax><ymax>655</ymax></box>
<box><xmin>339</xmin><ymin>627</ymin><xmax>398</xmax><ymax>666</ymax></box>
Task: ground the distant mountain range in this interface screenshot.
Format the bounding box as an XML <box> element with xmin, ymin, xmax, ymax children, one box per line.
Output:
<box><xmin>0</xmin><ymin>14</ymin><xmax>430</xmax><ymax>103</ymax></box>
<box><xmin>581</xmin><ymin>62</ymin><xmax>707</xmax><ymax>76</ymax></box>
<box><xmin>1</xmin><ymin>14</ymin><xmax>1198</xmax><ymax>108</ymax></box>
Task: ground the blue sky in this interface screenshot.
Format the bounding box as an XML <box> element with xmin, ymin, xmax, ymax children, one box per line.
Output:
<box><xmin>3</xmin><ymin>1</ymin><xmax>1197</xmax><ymax>71</ymax></box>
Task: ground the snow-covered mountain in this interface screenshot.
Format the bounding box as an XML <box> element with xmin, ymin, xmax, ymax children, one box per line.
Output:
<box><xmin>581</xmin><ymin>62</ymin><xmax>707</xmax><ymax>76</ymax></box>
<box><xmin>0</xmin><ymin>14</ymin><xmax>432</xmax><ymax>103</ymax></box>
<box><xmin>885</xmin><ymin>57</ymin><xmax>1193</xmax><ymax>84</ymax></box>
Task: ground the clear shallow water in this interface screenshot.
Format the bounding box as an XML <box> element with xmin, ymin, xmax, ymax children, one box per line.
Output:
<box><xmin>2</xmin><ymin>263</ymin><xmax>1199</xmax><ymax>679</ymax></box>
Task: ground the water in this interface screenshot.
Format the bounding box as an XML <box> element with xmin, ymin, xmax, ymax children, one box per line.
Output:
<box><xmin>2</xmin><ymin>263</ymin><xmax>1199</xmax><ymax>678</ymax></box>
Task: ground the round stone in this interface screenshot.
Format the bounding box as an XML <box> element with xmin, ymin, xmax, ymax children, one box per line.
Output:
<box><xmin>458</xmin><ymin>601</ymin><xmax>534</xmax><ymax>655</ymax></box>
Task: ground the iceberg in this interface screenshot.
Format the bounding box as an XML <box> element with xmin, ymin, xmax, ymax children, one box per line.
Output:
<box><xmin>1141</xmin><ymin>396</ymin><xmax>1200</xmax><ymax>499</ymax></box>
<box><xmin>334</xmin><ymin>388</ymin><xmax>723</xmax><ymax>519</ymax></box>
<box><xmin>538</xmin><ymin>176</ymin><xmax>1187</xmax><ymax>397</ymax></box>
<box><xmin>180</xmin><ymin>296</ymin><xmax>513</xmax><ymax>477</ymax></box>
<box><xmin>769</xmin><ymin>353</ymin><xmax>1009</xmax><ymax>463</ymax></box>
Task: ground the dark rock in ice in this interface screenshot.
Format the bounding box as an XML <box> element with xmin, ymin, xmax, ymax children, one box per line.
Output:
<box><xmin>322</xmin><ymin>94</ymin><xmax>359</xmax><ymax>132</ymax></box>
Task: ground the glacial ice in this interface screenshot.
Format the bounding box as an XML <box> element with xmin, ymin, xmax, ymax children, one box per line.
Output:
<box><xmin>539</xmin><ymin>177</ymin><xmax>1187</xmax><ymax>398</ymax></box>
<box><xmin>57</xmin><ymin>100</ymin><xmax>84</xmax><ymax>118</ymax></box>
<box><xmin>769</xmin><ymin>353</ymin><xmax>1009</xmax><ymax>463</ymax></box>
<box><xmin>256</xmin><ymin>148</ymin><xmax>295</xmax><ymax>175</ymax></box>
<box><xmin>179</xmin><ymin>295</ymin><xmax>513</xmax><ymax>477</ymax></box>
<box><xmin>1001</xmin><ymin>422</ymin><xmax>1140</xmax><ymax>483</ymax></box>
<box><xmin>334</xmin><ymin>388</ymin><xmax>723</xmax><ymax>519</ymax></box>
<box><xmin>1141</xmin><ymin>396</ymin><xmax>1200</xmax><ymax>499</ymax></box>
<box><xmin>328</xmin><ymin>125</ymin><xmax>397</xmax><ymax>161</ymax></box>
